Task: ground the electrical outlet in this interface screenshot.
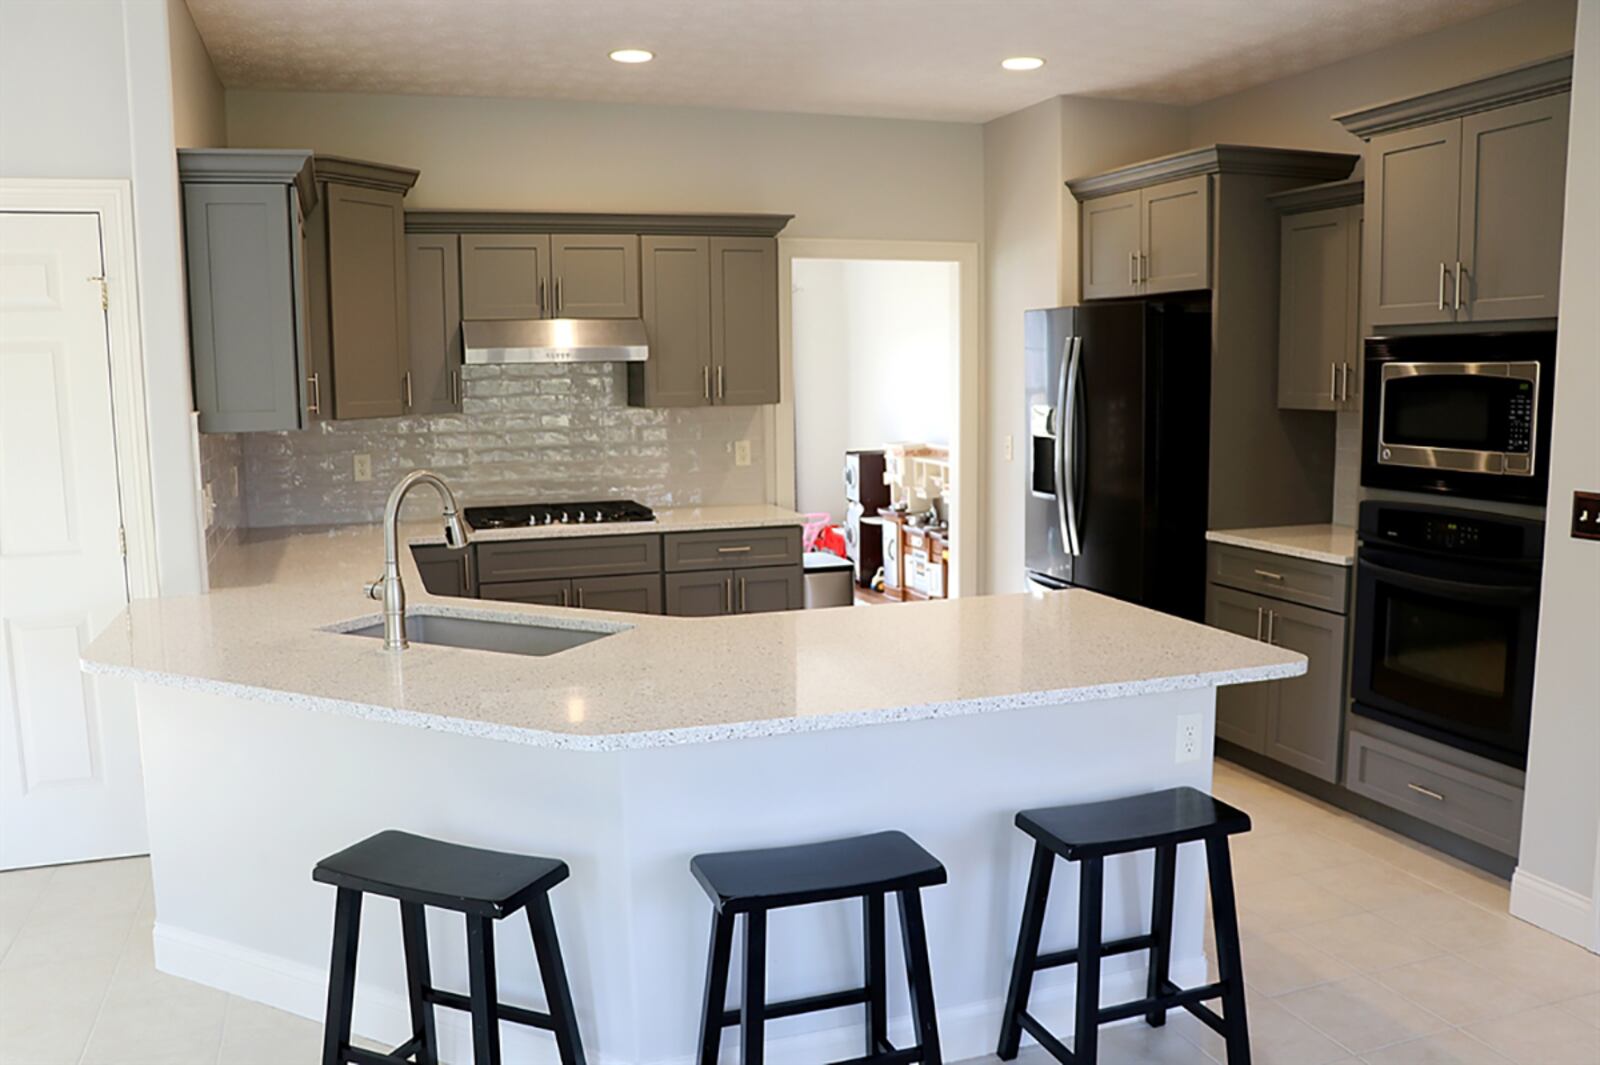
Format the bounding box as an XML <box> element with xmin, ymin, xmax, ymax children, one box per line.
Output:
<box><xmin>1175</xmin><ymin>713</ymin><xmax>1204</xmax><ymax>764</ymax></box>
<box><xmin>1573</xmin><ymin>491</ymin><xmax>1600</xmax><ymax>541</ymax></box>
<box><xmin>1004</xmin><ymin>434</ymin><xmax>1014</xmax><ymax>462</ymax></box>
<box><xmin>735</xmin><ymin>440</ymin><xmax>752</xmax><ymax>467</ymax></box>
<box><xmin>353</xmin><ymin>454</ymin><xmax>373</xmax><ymax>482</ymax></box>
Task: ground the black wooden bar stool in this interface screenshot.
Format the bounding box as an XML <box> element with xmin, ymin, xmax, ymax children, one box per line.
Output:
<box><xmin>314</xmin><ymin>830</ymin><xmax>586</xmax><ymax>1065</ymax></box>
<box><xmin>996</xmin><ymin>787</ymin><xmax>1252</xmax><ymax>1065</ymax></box>
<box><xmin>692</xmin><ymin>830</ymin><xmax>947</xmax><ymax>1065</ymax></box>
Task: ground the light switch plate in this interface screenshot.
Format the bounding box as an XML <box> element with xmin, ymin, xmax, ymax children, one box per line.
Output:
<box><xmin>1573</xmin><ymin>491</ymin><xmax>1600</xmax><ymax>541</ymax></box>
<box><xmin>353</xmin><ymin>454</ymin><xmax>373</xmax><ymax>482</ymax></box>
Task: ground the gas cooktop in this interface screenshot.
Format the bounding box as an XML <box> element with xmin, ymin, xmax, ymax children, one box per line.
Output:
<box><xmin>464</xmin><ymin>500</ymin><xmax>657</xmax><ymax>530</ymax></box>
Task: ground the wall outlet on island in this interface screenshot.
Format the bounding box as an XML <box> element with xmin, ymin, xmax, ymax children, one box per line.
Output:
<box><xmin>735</xmin><ymin>440</ymin><xmax>751</xmax><ymax>467</ymax></box>
<box><xmin>1175</xmin><ymin>713</ymin><xmax>1203</xmax><ymax>764</ymax></box>
<box><xmin>353</xmin><ymin>454</ymin><xmax>373</xmax><ymax>482</ymax></box>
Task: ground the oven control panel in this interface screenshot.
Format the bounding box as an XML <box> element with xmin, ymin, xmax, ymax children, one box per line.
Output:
<box><xmin>1367</xmin><ymin>505</ymin><xmax>1537</xmax><ymax>560</ymax></box>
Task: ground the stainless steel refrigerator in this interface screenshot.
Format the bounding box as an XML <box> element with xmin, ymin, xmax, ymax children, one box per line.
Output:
<box><xmin>1024</xmin><ymin>300</ymin><xmax>1212</xmax><ymax>621</ymax></box>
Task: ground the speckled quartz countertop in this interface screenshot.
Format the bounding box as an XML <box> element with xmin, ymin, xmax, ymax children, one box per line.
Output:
<box><xmin>83</xmin><ymin>517</ymin><xmax>1304</xmax><ymax>750</ymax></box>
<box><xmin>1206</xmin><ymin>524</ymin><xmax>1357</xmax><ymax>567</ymax></box>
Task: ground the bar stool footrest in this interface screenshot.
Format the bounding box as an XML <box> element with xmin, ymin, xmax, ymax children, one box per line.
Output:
<box><xmin>1034</xmin><ymin>932</ymin><xmax>1154</xmax><ymax>972</ymax></box>
<box><xmin>1011</xmin><ymin>980</ymin><xmax>1228</xmax><ymax>1064</ymax></box>
<box><xmin>341</xmin><ymin>1035</ymin><xmax>424</xmax><ymax>1065</ymax></box>
<box><xmin>717</xmin><ymin>985</ymin><xmax>871</xmax><ymax>1027</ymax></box>
<box><xmin>424</xmin><ymin>986</ymin><xmax>560</xmax><ymax>1032</ymax></box>
<box><xmin>824</xmin><ymin>1046</ymin><xmax>923</xmax><ymax>1065</ymax></box>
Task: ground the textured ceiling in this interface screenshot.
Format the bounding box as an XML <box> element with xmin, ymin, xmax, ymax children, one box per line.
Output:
<box><xmin>187</xmin><ymin>0</ymin><xmax>1524</xmax><ymax>122</ymax></box>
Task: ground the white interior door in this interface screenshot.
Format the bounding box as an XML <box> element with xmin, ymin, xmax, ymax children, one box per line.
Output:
<box><xmin>0</xmin><ymin>211</ymin><xmax>148</xmax><ymax>869</ymax></box>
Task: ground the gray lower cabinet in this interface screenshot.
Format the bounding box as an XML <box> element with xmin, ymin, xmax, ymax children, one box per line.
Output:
<box><xmin>1207</xmin><ymin>545</ymin><xmax>1351</xmax><ymax>784</ymax></box>
<box><xmin>406</xmin><ymin>234</ymin><xmax>462</xmax><ymax>414</ymax></box>
<box><xmin>477</xmin><ymin>535</ymin><xmax>663</xmax><ymax>583</ymax></box>
<box><xmin>665</xmin><ymin>570</ymin><xmax>734</xmax><ymax>617</ymax></box>
<box><xmin>178</xmin><ymin>149</ymin><xmax>316</xmax><ymax>433</ymax></box>
<box><xmin>664</xmin><ymin>566</ymin><xmax>800</xmax><ymax>616</ymax></box>
<box><xmin>664</xmin><ymin>527</ymin><xmax>801</xmax><ymax>572</ymax></box>
<box><xmin>411</xmin><ymin>544</ymin><xmax>475</xmax><ymax>598</ymax></box>
<box><xmin>461</xmin><ymin>234</ymin><xmax>551</xmax><ymax>319</ymax></box>
<box><xmin>735</xmin><ymin>565</ymin><xmax>802</xmax><ymax>614</ymax></box>
<box><xmin>571</xmin><ymin>573</ymin><xmax>662</xmax><ymax>614</ymax></box>
<box><xmin>1345</xmin><ymin>726</ymin><xmax>1523</xmax><ymax>855</ymax></box>
<box><xmin>551</xmin><ymin>234</ymin><xmax>640</xmax><ymax>319</ymax></box>
<box><xmin>480</xmin><ymin>578</ymin><xmax>570</xmax><ymax>607</ymax></box>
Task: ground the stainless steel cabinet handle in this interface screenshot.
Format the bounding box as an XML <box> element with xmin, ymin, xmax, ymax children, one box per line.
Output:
<box><xmin>1407</xmin><ymin>782</ymin><xmax>1445</xmax><ymax>802</ymax></box>
<box><xmin>1255</xmin><ymin>606</ymin><xmax>1264</xmax><ymax>641</ymax></box>
<box><xmin>555</xmin><ymin>277</ymin><xmax>563</xmax><ymax>314</ymax></box>
<box><xmin>717</xmin><ymin>545</ymin><xmax>752</xmax><ymax>554</ymax></box>
<box><xmin>1129</xmin><ymin>251</ymin><xmax>1137</xmax><ymax>286</ymax></box>
<box><xmin>1341</xmin><ymin>362</ymin><xmax>1352</xmax><ymax>404</ymax></box>
<box><xmin>1266</xmin><ymin>609</ymin><xmax>1276</xmax><ymax>644</ymax></box>
<box><xmin>1438</xmin><ymin>261</ymin><xmax>1447</xmax><ymax>311</ymax></box>
<box><xmin>702</xmin><ymin>365</ymin><xmax>711</xmax><ymax>400</ymax></box>
<box><xmin>403</xmin><ymin>372</ymin><xmax>413</xmax><ymax>410</ymax></box>
<box><xmin>539</xmin><ymin>277</ymin><xmax>547</xmax><ymax>317</ymax></box>
<box><xmin>716</xmin><ymin>365</ymin><xmax>725</xmax><ymax>400</ymax></box>
<box><xmin>1330</xmin><ymin>362</ymin><xmax>1339</xmax><ymax>403</ymax></box>
<box><xmin>739</xmin><ymin>577</ymin><xmax>747</xmax><ymax>612</ymax></box>
<box><xmin>560</xmin><ymin>587</ymin><xmax>569</xmax><ymax>607</ymax></box>
<box><xmin>307</xmin><ymin>372</ymin><xmax>322</xmax><ymax>415</ymax></box>
<box><xmin>725</xmin><ymin>577</ymin><xmax>733</xmax><ymax>614</ymax></box>
<box><xmin>1453</xmin><ymin>261</ymin><xmax>1463</xmax><ymax>311</ymax></box>
<box><xmin>1253</xmin><ymin>569</ymin><xmax>1285</xmax><ymax>582</ymax></box>
<box><xmin>576</xmin><ymin>587</ymin><xmax>584</xmax><ymax>609</ymax></box>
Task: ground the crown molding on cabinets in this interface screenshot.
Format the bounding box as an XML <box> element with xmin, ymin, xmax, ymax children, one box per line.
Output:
<box><xmin>310</xmin><ymin>155</ymin><xmax>420</xmax><ymax>195</ymax></box>
<box><xmin>404</xmin><ymin>210</ymin><xmax>794</xmax><ymax>237</ymax></box>
<box><xmin>1065</xmin><ymin>145</ymin><xmax>1358</xmax><ymax>201</ymax></box>
<box><xmin>1334</xmin><ymin>53</ymin><xmax>1573</xmax><ymax>140</ymax></box>
<box><xmin>1267</xmin><ymin>177</ymin><xmax>1364</xmax><ymax>215</ymax></box>
<box><xmin>176</xmin><ymin>148</ymin><xmax>316</xmax><ymax>212</ymax></box>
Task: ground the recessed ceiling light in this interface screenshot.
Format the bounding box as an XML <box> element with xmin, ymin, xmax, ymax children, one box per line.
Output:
<box><xmin>1001</xmin><ymin>56</ymin><xmax>1046</xmax><ymax>72</ymax></box>
<box><xmin>609</xmin><ymin>48</ymin><xmax>654</xmax><ymax>64</ymax></box>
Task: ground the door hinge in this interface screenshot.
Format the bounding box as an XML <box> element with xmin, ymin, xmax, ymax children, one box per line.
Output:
<box><xmin>88</xmin><ymin>275</ymin><xmax>108</xmax><ymax>310</ymax></box>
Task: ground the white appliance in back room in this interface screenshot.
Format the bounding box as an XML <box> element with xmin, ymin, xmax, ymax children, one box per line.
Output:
<box><xmin>842</xmin><ymin>448</ymin><xmax>888</xmax><ymax>586</ymax></box>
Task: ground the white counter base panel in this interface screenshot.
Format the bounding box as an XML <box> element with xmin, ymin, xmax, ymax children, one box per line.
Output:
<box><xmin>137</xmin><ymin>683</ymin><xmax>1218</xmax><ymax>1064</ymax></box>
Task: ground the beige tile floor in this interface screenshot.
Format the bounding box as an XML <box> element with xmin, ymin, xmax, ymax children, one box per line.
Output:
<box><xmin>1</xmin><ymin>761</ymin><xmax>1595</xmax><ymax>1064</ymax></box>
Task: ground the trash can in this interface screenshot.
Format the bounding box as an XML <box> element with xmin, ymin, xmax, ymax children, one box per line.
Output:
<box><xmin>802</xmin><ymin>551</ymin><xmax>855</xmax><ymax>609</ymax></box>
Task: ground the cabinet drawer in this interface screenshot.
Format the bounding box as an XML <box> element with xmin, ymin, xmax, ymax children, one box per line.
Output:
<box><xmin>664</xmin><ymin>527</ymin><xmax>801</xmax><ymax>572</ymax></box>
<box><xmin>477</xmin><ymin>535</ymin><xmax>661</xmax><ymax>582</ymax></box>
<box><xmin>1345</xmin><ymin>729</ymin><xmax>1523</xmax><ymax>855</ymax></box>
<box><xmin>1209</xmin><ymin>545</ymin><xmax>1349</xmax><ymax>613</ymax></box>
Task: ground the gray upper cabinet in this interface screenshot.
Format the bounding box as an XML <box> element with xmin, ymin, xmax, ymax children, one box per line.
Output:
<box><xmin>1337</xmin><ymin>55</ymin><xmax>1572</xmax><ymax>327</ymax></box>
<box><xmin>178</xmin><ymin>149</ymin><xmax>314</xmax><ymax>434</ymax></box>
<box><xmin>461</xmin><ymin>234</ymin><xmax>552</xmax><ymax>320</ymax></box>
<box><xmin>1272</xmin><ymin>179</ymin><xmax>1364</xmax><ymax>412</ymax></box>
<box><xmin>632</xmin><ymin>236</ymin><xmax>713</xmax><ymax>407</ymax></box>
<box><xmin>1458</xmin><ymin>94</ymin><xmax>1570</xmax><ymax>322</ymax></box>
<box><xmin>1080</xmin><ymin>190</ymin><xmax>1142</xmax><ymax>299</ymax></box>
<box><xmin>1140</xmin><ymin>175</ymin><xmax>1212</xmax><ymax>294</ymax></box>
<box><xmin>711</xmin><ymin>237</ymin><xmax>780</xmax><ymax>406</ymax></box>
<box><xmin>323</xmin><ymin>181</ymin><xmax>412</xmax><ymax>419</ymax></box>
<box><xmin>551</xmin><ymin>233</ymin><xmax>640</xmax><ymax>318</ymax></box>
<box><xmin>406</xmin><ymin>234</ymin><xmax>463</xmax><ymax>415</ymax></box>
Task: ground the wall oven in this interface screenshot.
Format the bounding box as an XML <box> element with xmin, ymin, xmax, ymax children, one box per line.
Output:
<box><xmin>1362</xmin><ymin>331</ymin><xmax>1555</xmax><ymax>504</ymax></box>
<box><xmin>1352</xmin><ymin>501</ymin><xmax>1544</xmax><ymax>768</ymax></box>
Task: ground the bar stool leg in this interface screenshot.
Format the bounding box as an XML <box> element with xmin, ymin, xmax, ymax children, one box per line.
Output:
<box><xmin>998</xmin><ymin>843</ymin><xmax>1055</xmax><ymax>1060</ymax></box>
<box><xmin>320</xmin><ymin>887</ymin><xmax>362</xmax><ymax>1065</ymax></box>
<box><xmin>698</xmin><ymin>910</ymin><xmax>735</xmax><ymax>1065</ymax></box>
<box><xmin>863</xmin><ymin>892</ymin><xmax>888</xmax><ymax>1058</ymax></box>
<box><xmin>1205</xmin><ymin>837</ymin><xmax>1251</xmax><ymax>1065</ymax></box>
<box><xmin>399</xmin><ymin>902</ymin><xmax>439</xmax><ymax>1065</ymax></box>
<box><xmin>1073</xmin><ymin>857</ymin><xmax>1104</xmax><ymax>1065</ymax></box>
<box><xmin>1145</xmin><ymin>844</ymin><xmax>1178</xmax><ymax>1028</ymax></box>
<box><xmin>465</xmin><ymin>915</ymin><xmax>502</xmax><ymax>1065</ymax></box>
<box><xmin>897</xmin><ymin>889</ymin><xmax>943</xmax><ymax>1065</ymax></box>
<box><xmin>740</xmin><ymin>909</ymin><xmax>768</xmax><ymax>1065</ymax></box>
<box><xmin>528</xmin><ymin>894</ymin><xmax>587</xmax><ymax>1065</ymax></box>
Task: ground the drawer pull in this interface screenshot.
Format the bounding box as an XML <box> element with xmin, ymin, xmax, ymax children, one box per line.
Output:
<box><xmin>717</xmin><ymin>545</ymin><xmax>753</xmax><ymax>554</ymax></box>
<box><xmin>1407</xmin><ymin>782</ymin><xmax>1445</xmax><ymax>802</ymax></box>
<box><xmin>1253</xmin><ymin>569</ymin><xmax>1285</xmax><ymax>581</ymax></box>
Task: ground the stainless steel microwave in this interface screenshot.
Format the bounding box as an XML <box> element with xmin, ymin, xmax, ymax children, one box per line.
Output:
<box><xmin>1361</xmin><ymin>332</ymin><xmax>1555</xmax><ymax>505</ymax></box>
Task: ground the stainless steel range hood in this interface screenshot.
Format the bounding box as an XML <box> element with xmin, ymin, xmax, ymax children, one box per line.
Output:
<box><xmin>462</xmin><ymin>318</ymin><xmax>649</xmax><ymax>364</ymax></box>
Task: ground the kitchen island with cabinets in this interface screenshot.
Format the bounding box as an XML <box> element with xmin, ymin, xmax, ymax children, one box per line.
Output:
<box><xmin>83</xmin><ymin>520</ymin><xmax>1301</xmax><ymax>1064</ymax></box>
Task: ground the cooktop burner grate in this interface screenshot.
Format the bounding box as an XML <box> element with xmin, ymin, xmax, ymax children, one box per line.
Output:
<box><xmin>464</xmin><ymin>500</ymin><xmax>657</xmax><ymax>529</ymax></box>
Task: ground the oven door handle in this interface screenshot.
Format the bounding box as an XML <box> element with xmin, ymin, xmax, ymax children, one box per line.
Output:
<box><xmin>1359</xmin><ymin>558</ymin><xmax>1537</xmax><ymax>605</ymax></box>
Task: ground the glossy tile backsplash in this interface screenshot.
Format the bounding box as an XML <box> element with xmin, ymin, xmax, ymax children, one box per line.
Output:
<box><xmin>238</xmin><ymin>363</ymin><xmax>766</xmax><ymax>526</ymax></box>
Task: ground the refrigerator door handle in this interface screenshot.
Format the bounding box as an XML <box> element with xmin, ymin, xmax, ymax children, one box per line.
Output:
<box><xmin>1056</xmin><ymin>336</ymin><xmax>1083</xmax><ymax>556</ymax></box>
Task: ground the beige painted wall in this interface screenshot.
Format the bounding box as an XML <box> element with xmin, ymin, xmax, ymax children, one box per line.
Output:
<box><xmin>1514</xmin><ymin>0</ymin><xmax>1599</xmax><ymax>936</ymax></box>
<box><xmin>1188</xmin><ymin>0</ymin><xmax>1577</xmax><ymax>154</ymax></box>
<box><xmin>225</xmin><ymin>91</ymin><xmax>983</xmax><ymax>242</ymax></box>
<box><xmin>167</xmin><ymin>0</ymin><xmax>224</xmax><ymax>148</ymax></box>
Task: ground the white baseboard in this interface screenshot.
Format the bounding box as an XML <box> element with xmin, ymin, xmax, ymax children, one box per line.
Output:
<box><xmin>1510</xmin><ymin>868</ymin><xmax>1598</xmax><ymax>951</ymax></box>
<box><xmin>153</xmin><ymin>922</ymin><xmax>1209</xmax><ymax>1064</ymax></box>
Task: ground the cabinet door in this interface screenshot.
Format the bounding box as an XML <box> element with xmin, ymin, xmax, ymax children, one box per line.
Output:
<box><xmin>1140</xmin><ymin>176</ymin><xmax>1211</xmax><ymax>294</ymax></box>
<box><xmin>736</xmin><ymin>565</ymin><xmax>802</xmax><ymax>614</ymax></box>
<box><xmin>326</xmin><ymin>184</ymin><xmax>410</xmax><ymax>419</ymax></box>
<box><xmin>632</xmin><ymin>236</ymin><xmax>712</xmax><ymax>407</ymax></box>
<box><xmin>406</xmin><ymin>234</ymin><xmax>462</xmax><ymax>414</ymax></box>
<box><xmin>1366</xmin><ymin>120</ymin><xmax>1461</xmax><ymax>326</ymax></box>
<box><xmin>665</xmin><ymin>570</ymin><xmax>732</xmax><ymax>617</ymax></box>
<box><xmin>1459</xmin><ymin>94</ymin><xmax>1570</xmax><ymax>322</ymax></box>
<box><xmin>480</xmin><ymin>579</ymin><xmax>570</xmax><ymax>607</ymax></box>
<box><xmin>1080</xmin><ymin>190</ymin><xmax>1141</xmax><ymax>300</ymax></box>
<box><xmin>461</xmin><ymin>234</ymin><xmax>551</xmax><ymax>320</ymax></box>
<box><xmin>572</xmin><ymin>573</ymin><xmax>663</xmax><ymax>615</ymax></box>
<box><xmin>1206</xmin><ymin>585</ymin><xmax>1271</xmax><ymax>753</ymax></box>
<box><xmin>1262</xmin><ymin>599</ymin><xmax>1347</xmax><ymax>783</ymax></box>
<box><xmin>1277</xmin><ymin>207</ymin><xmax>1351</xmax><ymax>411</ymax></box>
<box><xmin>183</xmin><ymin>184</ymin><xmax>307</xmax><ymax>432</ymax></box>
<box><xmin>551</xmin><ymin>233</ymin><xmax>640</xmax><ymax>318</ymax></box>
<box><xmin>1341</xmin><ymin>207</ymin><xmax>1364</xmax><ymax>410</ymax></box>
<box><xmin>710</xmin><ymin>237</ymin><xmax>779</xmax><ymax>406</ymax></box>
<box><xmin>410</xmin><ymin>544</ymin><xmax>474</xmax><ymax>598</ymax></box>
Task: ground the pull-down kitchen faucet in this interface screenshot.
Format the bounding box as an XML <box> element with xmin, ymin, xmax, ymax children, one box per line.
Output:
<box><xmin>364</xmin><ymin>470</ymin><xmax>470</xmax><ymax>650</ymax></box>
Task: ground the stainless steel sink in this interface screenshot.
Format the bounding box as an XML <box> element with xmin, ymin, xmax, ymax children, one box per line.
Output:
<box><xmin>343</xmin><ymin>614</ymin><xmax>614</xmax><ymax>657</ymax></box>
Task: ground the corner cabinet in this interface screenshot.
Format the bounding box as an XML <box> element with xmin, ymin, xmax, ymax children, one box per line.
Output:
<box><xmin>178</xmin><ymin>149</ymin><xmax>316</xmax><ymax>433</ymax></box>
<box><xmin>1337</xmin><ymin>55</ymin><xmax>1572</xmax><ymax>327</ymax></box>
<box><xmin>1270</xmin><ymin>179</ymin><xmax>1363</xmax><ymax>412</ymax></box>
